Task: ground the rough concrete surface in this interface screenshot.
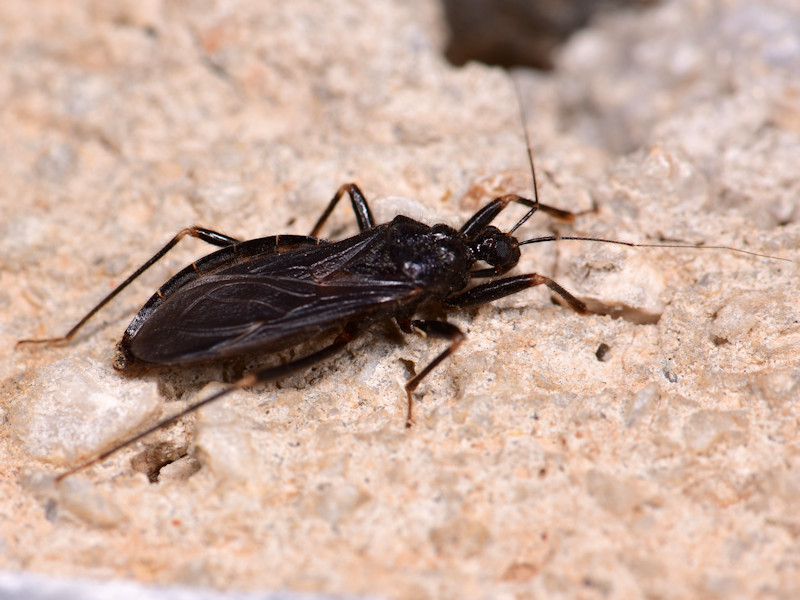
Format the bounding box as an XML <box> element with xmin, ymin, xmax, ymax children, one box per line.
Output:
<box><xmin>1</xmin><ymin>0</ymin><xmax>799</xmax><ymax>598</ymax></box>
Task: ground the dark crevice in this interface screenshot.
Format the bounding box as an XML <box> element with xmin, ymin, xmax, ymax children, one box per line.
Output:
<box><xmin>130</xmin><ymin>441</ymin><xmax>190</xmax><ymax>483</ymax></box>
<box><xmin>442</xmin><ymin>0</ymin><xmax>660</xmax><ymax>69</ymax></box>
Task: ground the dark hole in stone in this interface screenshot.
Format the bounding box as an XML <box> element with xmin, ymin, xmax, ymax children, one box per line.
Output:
<box><xmin>131</xmin><ymin>441</ymin><xmax>190</xmax><ymax>483</ymax></box>
<box><xmin>399</xmin><ymin>358</ymin><xmax>417</xmax><ymax>377</ymax></box>
<box><xmin>595</xmin><ymin>342</ymin><xmax>611</xmax><ymax>361</ymax></box>
<box><xmin>441</xmin><ymin>0</ymin><xmax>660</xmax><ymax>69</ymax></box>
<box><xmin>711</xmin><ymin>334</ymin><xmax>730</xmax><ymax>347</ymax></box>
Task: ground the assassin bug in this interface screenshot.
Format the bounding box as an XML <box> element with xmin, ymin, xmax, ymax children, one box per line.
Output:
<box><xmin>18</xmin><ymin>86</ymin><xmax>782</xmax><ymax>482</ymax></box>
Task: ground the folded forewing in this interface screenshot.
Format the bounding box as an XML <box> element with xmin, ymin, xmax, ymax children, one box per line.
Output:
<box><xmin>128</xmin><ymin>227</ymin><xmax>417</xmax><ymax>364</ymax></box>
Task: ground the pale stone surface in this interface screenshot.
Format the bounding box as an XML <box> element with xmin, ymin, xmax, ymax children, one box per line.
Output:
<box><xmin>1</xmin><ymin>0</ymin><xmax>799</xmax><ymax>599</ymax></box>
<box><xmin>11</xmin><ymin>357</ymin><xmax>160</xmax><ymax>464</ymax></box>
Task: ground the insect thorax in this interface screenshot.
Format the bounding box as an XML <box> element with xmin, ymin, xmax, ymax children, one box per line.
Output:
<box><xmin>385</xmin><ymin>216</ymin><xmax>473</xmax><ymax>296</ymax></box>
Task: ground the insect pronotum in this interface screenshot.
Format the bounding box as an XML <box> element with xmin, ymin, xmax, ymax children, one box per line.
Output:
<box><xmin>17</xmin><ymin>80</ymin><xmax>787</xmax><ymax>483</ymax></box>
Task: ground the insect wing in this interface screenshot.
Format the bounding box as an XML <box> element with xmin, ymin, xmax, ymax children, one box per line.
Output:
<box><xmin>126</xmin><ymin>227</ymin><xmax>417</xmax><ymax>365</ymax></box>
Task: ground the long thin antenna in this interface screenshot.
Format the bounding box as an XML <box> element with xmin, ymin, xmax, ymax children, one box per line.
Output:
<box><xmin>520</xmin><ymin>234</ymin><xmax>793</xmax><ymax>261</ymax></box>
<box><xmin>509</xmin><ymin>75</ymin><xmax>792</xmax><ymax>264</ymax></box>
<box><xmin>508</xmin><ymin>76</ymin><xmax>540</xmax><ymax>235</ymax></box>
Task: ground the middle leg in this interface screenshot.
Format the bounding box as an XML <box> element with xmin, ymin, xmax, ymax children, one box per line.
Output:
<box><xmin>398</xmin><ymin>319</ymin><xmax>466</xmax><ymax>428</ymax></box>
<box><xmin>310</xmin><ymin>183</ymin><xmax>376</xmax><ymax>237</ymax></box>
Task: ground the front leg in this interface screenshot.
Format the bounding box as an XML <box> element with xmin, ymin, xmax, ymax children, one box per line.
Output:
<box><xmin>445</xmin><ymin>274</ymin><xmax>587</xmax><ymax>314</ymax></box>
<box><xmin>398</xmin><ymin>319</ymin><xmax>465</xmax><ymax>428</ymax></box>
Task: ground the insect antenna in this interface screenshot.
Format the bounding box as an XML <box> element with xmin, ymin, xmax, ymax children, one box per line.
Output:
<box><xmin>508</xmin><ymin>77</ymin><xmax>540</xmax><ymax>235</ymax></box>
<box><xmin>519</xmin><ymin>234</ymin><xmax>793</xmax><ymax>261</ymax></box>
<box><xmin>507</xmin><ymin>77</ymin><xmax>592</xmax><ymax>235</ymax></box>
<box><xmin>509</xmin><ymin>76</ymin><xmax>792</xmax><ymax>263</ymax></box>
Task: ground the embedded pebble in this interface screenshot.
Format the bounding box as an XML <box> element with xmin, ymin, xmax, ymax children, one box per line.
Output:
<box><xmin>10</xmin><ymin>357</ymin><xmax>160</xmax><ymax>465</ymax></box>
<box><xmin>749</xmin><ymin>368</ymin><xmax>800</xmax><ymax>409</ymax></box>
<box><xmin>682</xmin><ymin>410</ymin><xmax>749</xmax><ymax>454</ymax></box>
<box><xmin>558</xmin><ymin>247</ymin><xmax>666</xmax><ymax>321</ymax></box>
<box><xmin>193</xmin><ymin>384</ymin><xmax>260</xmax><ymax>484</ymax></box>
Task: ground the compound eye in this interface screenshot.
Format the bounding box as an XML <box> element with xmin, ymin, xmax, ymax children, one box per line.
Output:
<box><xmin>495</xmin><ymin>240</ymin><xmax>511</xmax><ymax>261</ymax></box>
<box><xmin>494</xmin><ymin>237</ymin><xmax>520</xmax><ymax>269</ymax></box>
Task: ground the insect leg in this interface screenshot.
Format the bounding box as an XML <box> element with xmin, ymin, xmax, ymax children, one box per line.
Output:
<box><xmin>402</xmin><ymin>320</ymin><xmax>466</xmax><ymax>427</ymax></box>
<box><xmin>445</xmin><ymin>274</ymin><xmax>587</xmax><ymax>314</ymax></box>
<box><xmin>55</xmin><ymin>325</ymin><xmax>359</xmax><ymax>482</ymax></box>
<box><xmin>310</xmin><ymin>183</ymin><xmax>376</xmax><ymax>237</ymax></box>
<box><xmin>459</xmin><ymin>194</ymin><xmax>580</xmax><ymax>240</ymax></box>
<box><xmin>18</xmin><ymin>226</ymin><xmax>241</xmax><ymax>347</ymax></box>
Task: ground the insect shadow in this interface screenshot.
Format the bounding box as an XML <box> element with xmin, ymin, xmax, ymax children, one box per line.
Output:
<box><xmin>17</xmin><ymin>91</ymin><xmax>781</xmax><ymax>483</ymax></box>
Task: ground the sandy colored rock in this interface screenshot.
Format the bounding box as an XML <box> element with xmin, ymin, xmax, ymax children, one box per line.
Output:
<box><xmin>1</xmin><ymin>0</ymin><xmax>799</xmax><ymax>599</ymax></box>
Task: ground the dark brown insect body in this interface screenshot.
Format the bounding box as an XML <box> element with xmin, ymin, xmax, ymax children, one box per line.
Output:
<box><xmin>117</xmin><ymin>218</ymin><xmax>474</xmax><ymax>370</ymax></box>
<box><xmin>110</xmin><ymin>173</ymin><xmax>588</xmax><ymax>378</ymax></box>
<box><xmin>116</xmin><ymin>183</ymin><xmax>586</xmax><ymax>384</ymax></box>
